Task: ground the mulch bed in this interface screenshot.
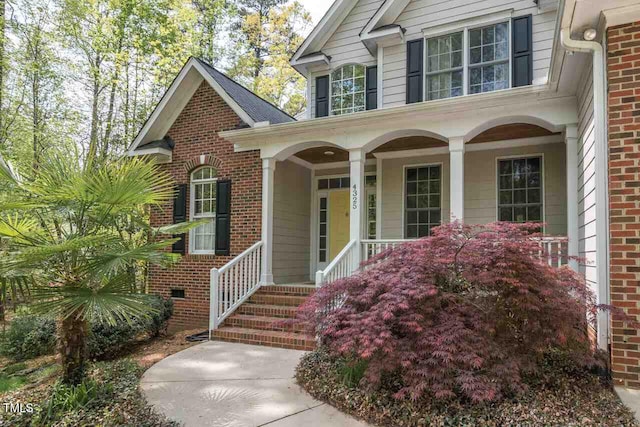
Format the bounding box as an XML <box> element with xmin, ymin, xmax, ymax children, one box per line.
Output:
<box><xmin>296</xmin><ymin>349</ymin><xmax>639</xmax><ymax>427</ymax></box>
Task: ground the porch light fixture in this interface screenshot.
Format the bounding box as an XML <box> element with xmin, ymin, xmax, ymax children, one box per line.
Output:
<box><xmin>583</xmin><ymin>28</ymin><xmax>597</xmax><ymax>41</ymax></box>
<box><xmin>324</xmin><ymin>151</ymin><xmax>335</xmax><ymax>156</ymax></box>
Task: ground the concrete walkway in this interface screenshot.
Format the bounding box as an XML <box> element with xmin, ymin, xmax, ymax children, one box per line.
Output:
<box><xmin>141</xmin><ymin>341</ymin><xmax>369</xmax><ymax>427</ymax></box>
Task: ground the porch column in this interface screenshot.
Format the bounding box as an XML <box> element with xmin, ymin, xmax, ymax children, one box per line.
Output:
<box><xmin>349</xmin><ymin>149</ymin><xmax>365</xmax><ymax>269</ymax></box>
<box><xmin>565</xmin><ymin>125</ymin><xmax>580</xmax><ymax>272</ymax></box>
<box><xmin>261</xmin><ymin>157</ymin><xmax>276</xmax><ymax>285</ymax></box>
<box><xmin>449</xmin><ymin>137</ymin><xmax>465</xmax><ymax>222</ymax></box>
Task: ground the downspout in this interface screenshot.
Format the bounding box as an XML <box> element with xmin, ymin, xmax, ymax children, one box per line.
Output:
<box><xmin>560</xmin><ymin>28</ymin><xmax>610</xmax><ymax>351</ymax></box>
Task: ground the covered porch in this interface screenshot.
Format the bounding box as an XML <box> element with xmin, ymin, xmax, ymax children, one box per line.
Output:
<box><xmin>267</xmin><ymin>125</ymin><xmax>575</xmax><ymax>285</ymax></box>
<box><xmin>220</xmin><ymin>91</ymin><xmax>580</xmax><ymax>286</ymax></box>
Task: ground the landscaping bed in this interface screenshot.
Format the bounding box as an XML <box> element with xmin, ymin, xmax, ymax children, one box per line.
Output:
<box><xmin>296</xmin><ymin>349</ymin><xmax>638</xmax><ymax>427</ymax></box>
<box><xmin>0</xmin><ymin>324</ymin><xmax>203</xmax><ymax>426</ymax></box>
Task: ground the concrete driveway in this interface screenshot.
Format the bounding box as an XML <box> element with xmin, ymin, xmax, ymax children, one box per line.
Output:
<box><xmin>140</xmin><ymin>341</ymin><xmax>369</xmax><ymax>427</ymax></box>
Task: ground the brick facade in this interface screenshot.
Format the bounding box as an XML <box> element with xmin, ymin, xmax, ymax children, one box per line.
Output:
<box><xmin>607</xmin><ymin>22</ymin><xmax>640</xmax><ymax>388</ymax></box>
<box><xmin>149</xmin><ymin>81</ymin><xmax>262</xmax><ymax>331</ymax></box>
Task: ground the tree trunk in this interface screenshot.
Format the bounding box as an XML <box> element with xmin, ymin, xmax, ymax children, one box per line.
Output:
<box><xmin>0</xmin><ymin>0</ymin><xmax>5</xmax><ymax>150</ymax></box>
<box><xmin>59</xmin><ymin>312</ymin><xmax>88</xmax><ymax>385</ymax></box>
<box><xmin>86</xmin><ymin>52</ymin><xmax>102</xmax><ymax>169</ymax></box>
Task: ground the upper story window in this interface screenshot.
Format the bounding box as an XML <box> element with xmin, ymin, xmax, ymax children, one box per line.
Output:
<box><xmin>331</xmin><ymin>64</ymin><xmax>366</xmax><ymax>116</ymax></box>
<box><xmin>425</xmin><ymin>21</ymin><xmax>511</xmax><ymax>101</ymax></box>
<box><xmin>190</xmin><ymin>166</ymin><xmax>217</xmax><ymax>254</ymax></box>
<box><xmin>469</xmin><ymin>22</ymin><xmax>509</xmax><ymax>94</ymax></box>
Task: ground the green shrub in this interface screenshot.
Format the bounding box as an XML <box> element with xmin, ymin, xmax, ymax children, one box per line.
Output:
<box><xmin>143</xmin><ymin>296</ymin><xmax>174</xmax><ymax>338</ymax></box>
<box><xmin>87</xmin><ymin>319</ymin><xmax>143</xmax><ymax>360</ymax></box>
<box><xmin>0</xmin><ymin>316</ymin><xmax>56</xmax><ymax>361</ymax></box>
<box><xmin>87</xmin><ymin>295</ymin><xmax>173</xmax><ymax>359</ymax></box>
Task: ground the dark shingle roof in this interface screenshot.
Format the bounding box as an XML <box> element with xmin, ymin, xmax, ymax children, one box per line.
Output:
<box><xmin>195</xmin><ymin>58</ymin><xmax>295</xmax><ymax>125</ymax></box>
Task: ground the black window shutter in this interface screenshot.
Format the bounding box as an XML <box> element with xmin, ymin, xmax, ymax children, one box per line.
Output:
<box><xmin>215</xmin><ymin>180</ymin><xmax>232</xmax><ymax>256</ymax></box>
<box><xmin>406</xmin><ymin>39</ymin><xmax>424</xmax><ymax>104</ymax></box>
<box><xmin>366</xmin><ymin>66</ymin><xmax>378</xmax><ymax>110</ymax></box>
<box><xmin>512</xmin><ymin>15</ymin><xmax>533</xmax><ymax>88</ymax></box>
<box><xmin>172</xmin><ymin>184</ymin><xmax>187</xmax><ymax>255</ymax></box>
<box><xmin>315</xmin><ymin>75</ymin><xmax>329</xmax><ymax>117</ymax></box>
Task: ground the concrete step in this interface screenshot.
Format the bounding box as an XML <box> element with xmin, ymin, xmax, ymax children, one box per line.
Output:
<box><xmin>236</xmin><ymin>303</ymin><xmax>299</xmax><ymax>318</ymax></box>
<box><xmin>225</xmin><ymin>314</ymin><xmax>307</xmax><ymax>333</ymax></box>
<box><xmin>248</xmin><ymin>293</ymin><xmax>308</xmax><ymax>307</ymax></box>
<box><xmin>211</xmin><ymin>327</ymin><xmax>315</xmax><ymax>351</ymax></box>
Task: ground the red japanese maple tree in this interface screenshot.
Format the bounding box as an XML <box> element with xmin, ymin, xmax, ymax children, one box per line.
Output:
<box><xmin>296</xmin><ymin>222</ymin><xmax>608</xmax><ymax>403</ymax></box>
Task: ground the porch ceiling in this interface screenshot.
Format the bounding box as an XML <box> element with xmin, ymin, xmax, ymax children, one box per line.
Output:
<box><xmin>468</xmin><ymin>123</ymin><xmax>560</xmax><ymax>144</ymax></box>
<box><xmin>371</xmin><ymin>136</ymin><xmax>448</xmax><ymax>153</ymax></box>
<box><xmin>295</xmin><ymin>146</ymin><xmax>349</xmax><ymax>163</ymax></box>
<box><xmin>293</xmin><ymin>137</ymin><xmax>450</xmax><ymax>164</ymax></box>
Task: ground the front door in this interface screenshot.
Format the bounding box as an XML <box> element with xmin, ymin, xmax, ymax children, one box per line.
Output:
<box><xmin>329</xmin><ymin>190</ymin><xmax>350</xmax><ymax>260</ymax></box>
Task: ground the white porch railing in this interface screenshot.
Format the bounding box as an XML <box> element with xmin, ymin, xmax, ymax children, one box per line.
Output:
<box><xmin>361</xmin><ymin>237</ymin><xmax>569</xmax><ymax>267</ymax></box>
<box><xmin>315</xmin><ymin>240</ymin><xmax>357</xmax><ymax>288</ymax></box>
<box><xmin>361</xmin><ymin>239</ymin><xmax>410</xmax><ymax>262</ymax></box>
<box><xmin>209</xmin><ymin>241</ymin><xmax>263</xmax><ymax>336</ymax></box>
<box><xmin>539</xmin><ymin>237</ymin><xmax>569</xmax><ymax>267</ymax></box>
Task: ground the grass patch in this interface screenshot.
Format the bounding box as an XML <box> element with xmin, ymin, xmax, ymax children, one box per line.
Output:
<box><xmin>297</xmin><ymin>349</ymin><xmax>639</xmax><ymax>427</ymax></box>
<box><xmin>0</xmin><ymin>374</ymin><xmax>27</xmax><ymax>393</ymax></box>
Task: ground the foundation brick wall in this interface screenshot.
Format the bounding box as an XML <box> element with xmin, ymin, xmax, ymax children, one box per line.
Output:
<box><xmin>607</xmin><ymin>21</ymin><xmax>640</xmax><ymax>388</ymax></box>
<box><xmin>148</xmin><ymin>81</ymin><xmax>262</xmax><ymax>331</ymax></box>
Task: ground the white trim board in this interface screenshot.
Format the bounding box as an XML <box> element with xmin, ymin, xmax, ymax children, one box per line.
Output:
<box><xmin>129</xmin><ymin>58</ymin><xmax>258</xmax><ymax>154</ymax></box>
<box><xmin>373</xmin><ymin>136</ymin><xmax>564</xmax><ymax>160</ymax></box>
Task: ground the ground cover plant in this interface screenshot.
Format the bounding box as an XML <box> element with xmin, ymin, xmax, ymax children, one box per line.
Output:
<box><xmin>294</xmin><ymin>222</ymin><xmax>636</xmax><ymax>406</ymax></box>
<box><xmin>297</xmin><ymin>349</ymin><xmax>638</xmax><ymax>427</ymax></box>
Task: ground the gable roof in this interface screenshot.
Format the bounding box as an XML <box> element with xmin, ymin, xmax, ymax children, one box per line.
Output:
<box><xmin>360</xmin><ymin>0</ymin><xmax>411</xmax><ymax>37</ymax></box>
<box><xmin>194</xmin><ymin>59</ymin><xmax>295</xmax><ymax>125</ymax></box>
<box><xmin>129</xmin><ymin>57</ymin><xmax>294</xmax><ymax>154</ymax></box>
<box><xmin>290</xmin><ymin>0</ymin><xmax>359</xmax><ymax>72</ymax></box>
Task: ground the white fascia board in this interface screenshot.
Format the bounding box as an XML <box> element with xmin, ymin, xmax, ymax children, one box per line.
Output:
<box><xmin>603</xmin><ymin>4</ymin><xmax>640</xmax><ymax>29</ymax></box>
<box><xmin>128</xmin><ymin>147</ymin><xmax>173</xmax><ymax>164</ymax></box>
<box><xmin>290</xmin><ymin>53</ymin><xmax>331</xmax><ymax>74</ymax></box>
<box><xmin>128</xmin><ymin>58</ymin><xmax>202</xmax><ymax>154</ymax></box>
<box><xmin>128</xmin><ymin>58</ymin><xmax>258</xmax><ymax>155</ymax></box>
<box><xmin>290</xmin><ymin>0</ymin><xmax>357</xmax><ymax>69</ymax></box>
<box><xmin>361</xmin><ymin>0</ymin><xmax>411</xmax><ymax>37</ymax></box>
<box><xmin>361</xmin><ymin>26</ymin><xmax>405</xmax><ymax>54</ymax></box>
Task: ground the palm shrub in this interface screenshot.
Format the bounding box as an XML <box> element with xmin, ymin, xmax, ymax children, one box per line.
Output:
<box><xmin>0</xmin><ymin>155</ymin><xmax>195</xmax><ymax>385</ymax></box>
<box><xmin>295</xmin><ymin>222</ymin><xmax>616</xmax><ymax>403</ymax></box>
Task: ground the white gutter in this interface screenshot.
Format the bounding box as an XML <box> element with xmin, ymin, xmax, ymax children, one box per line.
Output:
<box><xmin>560</xmin><ymin>28</ymin><xmax>610</xmax><ymax>351</ymax></box>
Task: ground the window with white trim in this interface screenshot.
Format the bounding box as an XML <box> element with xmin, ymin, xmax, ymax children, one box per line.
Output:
<box><xmin>190</xmin><ymin>167</ymin><xmax>217</xmax><ymax>254</ymax></box>
<box><xmin>405</xmin><ymin>165</ymin><xmax>442</xmax><ymax>238</ymax></box>
<box><xmin>497</xmin><ymin>157</ymin><xmax>542</xmax><ymax>223</ymax></box>
<box><xmin>425</xmin><ymin>21</ymin><xmax>510</xmax><ymax>100</ymax></box>
<box><xmin>331</xmin><ymin>64</ymin><xmax>366</xmax><ymax>116</ymax></box>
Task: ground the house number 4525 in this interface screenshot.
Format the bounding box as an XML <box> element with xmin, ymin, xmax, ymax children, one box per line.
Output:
<box><xmin>352</xmin><ymin>184</ymin><xmax>358</xmax><ymax>210</ymax></box>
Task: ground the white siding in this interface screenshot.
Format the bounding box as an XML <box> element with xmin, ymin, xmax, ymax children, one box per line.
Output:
<box><xmin>464</xmin><ymin>143</ymin><xmax>567</xmax><ymax>236</ymax></box>
<box><xmin>383</xmin><ymin>0</ymin><xmax>558</xmax><ymax>108</ymax></box>
<box><xmin>381</xmin><ymin>153</ymin><xmax>451</xmax><ymax>239</ymax></box>
<box><xmin>576</xmin><ymin>59</ymin><xmax>598</xmax><ymax>294</ymax></box>
<box><xmin>379</xmin><ymin>144</ymin><xmax>567</xmax><ymax>238</ymax></box>
<box><xmin>273</xmin><ymin>160</ymin><xmax>311</xmax><ymax>284</ymax></box>
<box><xmin>307</xmin><ymin>0</ymin><xmax>383</xmax><ymax>118</ymax></box>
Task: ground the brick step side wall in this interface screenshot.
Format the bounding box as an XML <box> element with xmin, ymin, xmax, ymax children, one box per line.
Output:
<box><xmin>211</xmin><ymin>286</ymin><xmax>316</xmax><ymax>351</ymax></box>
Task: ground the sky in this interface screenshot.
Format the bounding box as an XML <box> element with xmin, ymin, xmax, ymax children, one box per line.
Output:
<box><xmin>299</xmin><ymin>0</ymin><xmax>332</xmax><ymax>26</ymax></box>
